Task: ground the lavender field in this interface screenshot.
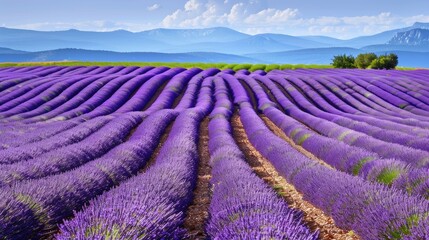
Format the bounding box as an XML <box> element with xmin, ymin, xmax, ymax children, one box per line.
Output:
<box><xmin>0</xmin><ymin>66</ymin><xmax>429</xmax><ymax>239</ymax></box>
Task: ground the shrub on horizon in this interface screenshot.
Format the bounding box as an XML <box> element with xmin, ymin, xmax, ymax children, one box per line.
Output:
<box><xmin>332</xmin><ymin>54</ymin><xmax>356</xmax><ymax>69</ymax></box>
<box><xmin>355</xmin><ymin>53</ymin><xmax>377</xmax><ymax>69</ymax></box>
<box><xmin>370</xmin><ymin>53</ymin><xmax>398</xmax><ymax>70</ymax></box>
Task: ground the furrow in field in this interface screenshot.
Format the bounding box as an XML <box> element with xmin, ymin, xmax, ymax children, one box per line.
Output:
<box><xmin>231</xmin><ymin>112</ymin><xmax>357</xmax><ymax>240</ymax></box>
<box><xmin>183</xmin><ymin>117</ymin><xmax>211</xmax><ymax>239</ymax></box>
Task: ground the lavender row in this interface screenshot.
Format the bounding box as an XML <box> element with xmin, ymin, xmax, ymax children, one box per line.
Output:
<box><xmin>57</xmin><ymin>109</ymin><xmax>203</xmax><ymax>239</ymax></box>
<box><xmin>0</xmin><ymin>114</ymin><xmax>143</xmax><ymax>187</ymax></box>
<box><xmin>0</xmin><ymin>110</ymin><xmax>175</xmax><ymax>239</ymax></box>
<box><xmin>0</xmin><ymin>68</ymin><xmax>212</xmax><ymax>180</ymax></box>
<box><xmin>276</xmin><ymin>70</ymin><xmax>429</xmax><ymax>127</ymax></box>
<box><xmin>0</xmin><ymin>66</ymin><xmax>214</xmax><ymax>238</ymax></box>
<box><xmin>0</xmin><ymin>67</ymin><xmax>166</xmax><ymax>143</ymax></box>
<box><xmin>263</xmin><ymin>73</ymin><xmax>429</xmax><ymax>169</ymax></box>
<box><xmin>16</xmin><ymin>66</ymin><xmax>156</xmax><ymax>122</ymax></box>
<box><xmin>239</xmin><ymin>73</ymin><xmax>429</xmax><ymax>199</ymax></box>
<box><xmin>0</xmin><ymin>67</ymin><xmax>127</xmax><ymax>115</ymax></box>
<box><xmin>20</xmin><ymin>66</ymin><xmax>168</xmax><ymax>123</ymax></box>
<box><xmin>206</xmin><ymin>76</ymin><xmax>317</xmax><ymax>239</ymax></box>
<box><xmin>0</xmin><ymin>67</ymin><xmax>68</xmax><ymax>91</ymax></box>
<box><xmin>276</xmin><ymin>74</ymin><xmax>429</xmax><ymax>150</ymax></box>
<box><xmin>375</xmin><ymin>76</ymin><xmax>429</xmax><ymax>106</ymax></box>
<box><xmin>322</xmin><ymin>73</ymin><xmax>429</xmax><ymax>121</ymax></box>
<box><xmin>73</xmin><ymin>67</ymin><xmax>189</xmax><ymax>120</ymax></box>
<box><xmin>0</xmin><ymin>67</ymin><xmax>206</xmax><ymax>150</ymax></box>
<box><xmin>0</xmin><ymin>115</ymin><xmax>112</xmax><ymax>164</ymax></box>
<box><xmin>56</xmin><ymin>75</ymin><xmax>215</xmax><ymax>239</ymax></box>
<box><xmin>341</xmin><ymin>74</ymin><xmax>429</xmax><ymax>117</ymax></box>
<box><xmin>0</xmin><ymin>66</ymin><xmax>159</xmax><ymax>124</ymax></box>
<box><xmin>223</xmin><ymin>73</ymin><xmax>429</xmax><ymax>239</ymax></box>
<box><xmin>307</xmin><ymin>75</ymin><xmax>429</xmax><ymax>136</ymax></box>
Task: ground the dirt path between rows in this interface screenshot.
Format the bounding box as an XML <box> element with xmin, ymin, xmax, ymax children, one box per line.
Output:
<box><xmin>183</xmin><ymin>118</ymin><xmax>212</xmax><ymax>239</ymax></box>
<box><xmin>259</xmin><ymin>114</ymin><xmax>335</xmax><ymax>170</ymax></box>
<box><xmin>139</xmin><ymin>122</ymin><xmax>173</xmax><ymax>174</ymax></box>
<box><xmin>231</xmin><ymin>112</ymin><xmax>359</xmax><ymax>240</ymax></box>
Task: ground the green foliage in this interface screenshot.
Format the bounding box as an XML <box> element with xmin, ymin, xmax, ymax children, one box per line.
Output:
<box><xmin>248</xmin><ymin>64</ymin><xmax>266</xmax><ymax>71</ymax></box>
<box><xmin>352</xmin><ymin>157</ymin><xmax>374</xmax><ymax>175</ymax></box>
<box><xmin>264</xmin><ymin>64</ymin><xmax>280</xmax><ymax>72</ymax></box>
<box><xmin>296</xmin><ymin>133</ymin><xmax>311</xmax><ymax>145</ymax></box>
<box><xmin>0</xmin><ymin>61</ymin><xmax>333</xmax><ymax>71</ymax></box>
<box><xmin>332</xmin><ymin>53</ymin><xmax>399</xmax><ymax>70</ymax></box>
<box><xmin>232</xmin><ymin>63</ymin><xmax>253</xmax><ymax>71</ymax></box>
<box><xmin>388</xmin><ymin>214</ymin><xmax>420</xmax><ymax>239</ymax></box>
<box><xmin>222</xmin><ymin>63</ymin><xmax>237</xmax><ymax>69</ymax></box>
<box><xmin>370</xmin><ymin>53</ymin><xmax>398</xmax><ymax>70</ymax></box>
<box><xmin>332</xmin><ymin>54</ymin><xmax>356</xmax><ymax>69</ymax></box>
<box><xmin>376</xmin><ymin>169</ymin><xmax>401</xmax><ymax>185</ymax></box>
<box><xmin>355</xmin><ymin>53</ymin><xmax>377</xmax><ymax>69</ymax></box>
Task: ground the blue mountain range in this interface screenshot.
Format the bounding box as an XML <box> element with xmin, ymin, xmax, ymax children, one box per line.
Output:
<box><xmin>1</xmin><ymin>22</ymin><xmax>429</xmax><ymax>67</ymax></box>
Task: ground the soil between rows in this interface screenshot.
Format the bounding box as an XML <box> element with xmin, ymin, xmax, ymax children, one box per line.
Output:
<box><xmin>183</xmin><ymin>118</ymin><xmax>212</xmax><ymax>239</ymax></box>
<box><xmin>231</xmin><ymin>112</ymin><xmax>359</xmax><ymax>240</ymax></box>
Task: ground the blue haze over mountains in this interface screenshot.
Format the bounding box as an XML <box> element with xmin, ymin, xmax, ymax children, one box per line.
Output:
<box><xmin>0</xmin><ymin>22</ymin><xmax>429</xmax><ymax>67</ymax></box>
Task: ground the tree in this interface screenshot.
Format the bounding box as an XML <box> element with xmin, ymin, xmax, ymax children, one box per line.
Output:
<box><xmin>355</xmin><ymin>53</ymin><xmax>377</xmax><ymax>69</ymax></box>
<box><xmin>332</xmin><ymin>54</ymin><xmax>356</xmax><ymax>69</ymax></box>
<box><xmin>370</xmin><ymin>53</ymin><xmax>398</xmax><ymax>70</ymax></box>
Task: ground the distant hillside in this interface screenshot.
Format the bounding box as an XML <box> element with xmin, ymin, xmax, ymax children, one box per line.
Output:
<box><xmin>1</xmin><ymin>23</ymin><xmax>429</xmax><ymax>67</ymax></box>
<box><xmin>1</xmin><ymin>22</ymin><xmax>429</xmax><ymax>53</ymax></box>
<box><xmin>0</xmin><ymin>48</ymin><xmax>261</xmax><ymax>63</ymax></box>
<box><xmin>388</xmin><ymin>28</ymin><xmax>429</xmax><ymax>45</ymax></box>
<box><xmin>246</xmin><ymin>47</ymin><xmax>364</xmax><ymax>64</ymax></box>
<box><xmin>361</xmin><ymin>44</ymin><xmax>429</xmax><ymax>52</ymax></box>
<box><xmin>344</xmin><ymin>22</ymin><xmax>429</xmax><ymax>48</ymax></box>
<box><xmin>0</xmin><ymin>47</ymin><xmax>27</xmax><ymax>54</ymax></box>
<box><xmin>140</xmin><ymin>27</ymin><xmax>249</xmax><ymax>44</ymax></box>
<box><xmin>246</xmin><ymin>47</ymin><xmax>429</xmax><ymax>68</ymax></box>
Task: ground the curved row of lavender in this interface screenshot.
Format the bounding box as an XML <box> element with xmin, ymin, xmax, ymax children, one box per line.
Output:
<box><xmin>222</xmin><ymin>72</ymin><xmax>429</xmax><ymax>239</ymax></box>
<box><xmin>0</xmin><ymin>66</ymin><xmax>428</xmax><ymax>239</ymax></box>
<box><xmin>205</xmin><ymin>76</ymin><xmax>317</xmax><ymax>239</ymax></box>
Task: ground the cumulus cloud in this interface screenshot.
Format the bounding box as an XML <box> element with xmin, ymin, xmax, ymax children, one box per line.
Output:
<box><xmin>17</xmin><ymin>1</ymin><xmax>429</xmax><ymax>39</ymax></box>
<box><xmin>147</xmin><ymin>4</ymin><xmax>160</xmax><ymax>11</ymax></box>
<box><xmin>227</xmin><ymin>3</ymin><xmax>246</xmax><ymax>24</ymax></box>
<box><xmin>162</xmin><ymin>10</ymin><xmax>181</xmax><ymax>27</ymax></box>
<box><xmin>184</xmin><ymin>0</ymin><xmax>200</xmax><ymax>11</ymax></box>
<box><xmin>179</xmin><ymin>3</ymin><xmax>224</xmax><ymax>27</ymax></box>
<box><xmin>162</xmin><ymin>1</ymin><xmax>227</xmax><ymax>28</ymax></box>
<box><xmin>245</xmin><ymin>8</ymin><xmax>298</xmax><ymax>25</ymax></box>
<box><xmin>402</xmin><ymin>14</ymin><xmax>429</xmax><ymax>25</ymax></box>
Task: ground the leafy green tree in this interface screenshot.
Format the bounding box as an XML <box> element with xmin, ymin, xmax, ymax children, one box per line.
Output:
<box><xmin>355</xmin><ymin>53</ymin><xmax>377</xmax><ymax>69</ymax></box>
<box><xmin>332</xmin><ymin>54</ymin><xmax>356</xmax><ymax>69</ymax></box>
<box><xmin>370</xmin><ymin>53</ymin><xmax>398</xmax><ymax>70</ymax></box>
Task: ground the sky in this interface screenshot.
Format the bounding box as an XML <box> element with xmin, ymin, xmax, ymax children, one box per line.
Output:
<box><xmin>1</xmin><ymin>0</ymin><xmax>429</xmax><ymax>39</ymax></box>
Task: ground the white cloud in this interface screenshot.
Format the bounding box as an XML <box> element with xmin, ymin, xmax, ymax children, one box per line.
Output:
<box><xmin>147</xmin><ymin>4</ymin><xmax>160</xmax><ymax>11</ymax></box>
<box><xmin>341</xmin><ymin>12</ymin><xmax>393</xmax><ymax>25</ymax></box>
<box><xmin>162</xmin><ymin>1</ymin><xmax>228</xmax><ymax>28</ymax></box>
<box><xmin>402</xmin><ymin>14</ymin><xmax>429</xmax><ymax>25</ymax></box>
<box><xmin>179</xmin><ymin>3</ymin><xmax>222</xmax><ymax>27</ymax></box>
<box><xmin>162</xmin><ymin>9</ymin><xmax>181</xmax><ymax>27</ymax></box>
<box><xmin>13</xmin><ymin>2</ymin><xmax>429</xmax><ymax>39</ymax></box>
<box><xmin>160</xmin><ymin>1</ymin><xmax>423</xmax><ymax>38</ymax></box>
<box><xmin>184</xmin><ymin>0</ymin><xmax>200</xmax><ymax>11</ymax></box>
<box><xmin>227</xmin><ymin>3</ymin><xmax>245</xmax><ymax>24</ymax></box>
<box><xmin>245</xmin><ymin>8</ymin><xmax>298</xmax><ymax>25</ymax></box>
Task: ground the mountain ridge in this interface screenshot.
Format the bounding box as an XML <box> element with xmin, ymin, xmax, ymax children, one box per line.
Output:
<box><xmin>1</xmin><ymin>23</ymin><xmax>429</xmax><ymax>67</ymax></box>
<box><xmin>389</xmin><ymin>28</ymin><xmax>429</xmax><ymax>45</ymax></box>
